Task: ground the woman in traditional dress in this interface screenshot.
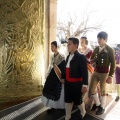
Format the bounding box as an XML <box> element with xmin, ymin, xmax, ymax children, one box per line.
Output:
<box><xmin>78</xmin><ymin>37</ymin><xmax>94</xmax><ymax>109</ymax></box>
<box><xmin>41</xmin><ymin>41</ymin><xmax>65</xmax><ymax>111</ymax></box>
<box><xmin>79</xmin><ymin>37</ymin><xmax>93</xmax><ymax>84</ymax></box>
<box><xmin>114</xmin><ymin>44</ymin><xmax>120</xmax><ymax>101</ymax></box>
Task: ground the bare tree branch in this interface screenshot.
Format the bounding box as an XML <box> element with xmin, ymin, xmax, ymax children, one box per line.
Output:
<box><xmin>57</xmin><ymin>11</ymin><xmax>104</xmax><ymax>40</ymax></box>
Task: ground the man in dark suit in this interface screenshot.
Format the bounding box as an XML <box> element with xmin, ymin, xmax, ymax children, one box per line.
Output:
<box><xmin>64</xmin><ymin>37</ymin><xmax>88</xmax><ymax>120</ymax></box>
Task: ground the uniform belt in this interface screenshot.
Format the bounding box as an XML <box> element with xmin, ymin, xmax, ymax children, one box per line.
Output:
<box><xmin>66</xmin><ymin>77</ymin><xmax>82</xmax><ymax>82</ymax></box>
<box><xmin>66</xmin><ymin>68</ymin><xmax>82</xmax><ymax>82</ymax></box>
<box><xmin>95</xmin><ymin>66</ymin><xmax>109</xmax><ymax>73</ymax></box>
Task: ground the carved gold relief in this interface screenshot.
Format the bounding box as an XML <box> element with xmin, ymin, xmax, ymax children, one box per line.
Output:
<box><xmin>0</xmin><ymin>0</ymin><xmax>44</xmax><ymax>101</ymax></box>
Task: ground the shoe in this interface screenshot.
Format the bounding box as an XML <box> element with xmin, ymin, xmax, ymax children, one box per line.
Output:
<box><xmin>115</xmin><ymin>96</ymin><xmax>119</xmax><ymax>102</ymax></box>
<box><xmin>91</xmin><ymin>104</ymin><xmax>99</xmax><ymax>111</ymax></box>
<box><xmin>96</xmin><ymin>106</ymin><xmax>105</xmax><ymax>115</ymax></box>
<box><xmin>79</xmin><ymin>113</ymin><xmax>86</xmax><ymax>120</ymax></box>
<box><xmin>63</xmin><ymin>118</ymin><xmax>72</xmax><ymax>120</ymax></box>
<box><xmin>47</xmin><ymin>108</ymin><xmax>55</xmax><ymax>113</ymax></box>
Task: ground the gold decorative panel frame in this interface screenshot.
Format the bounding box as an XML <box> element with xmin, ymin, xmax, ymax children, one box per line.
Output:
<box><xmin>0</xmin><ymin>0</ymin><xmax>44</xmax><ymax>102</ymax></box>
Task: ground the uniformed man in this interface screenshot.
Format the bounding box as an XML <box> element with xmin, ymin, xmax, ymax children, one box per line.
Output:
<box><xmin>64</xmin><ymin>37</ymin><xmax>88</xmax><ymax>120</ymax></box>
<box><xmin>89</xmin><ymin>31</ymin><xmax>115</xmax><ymax>115</ymax></box>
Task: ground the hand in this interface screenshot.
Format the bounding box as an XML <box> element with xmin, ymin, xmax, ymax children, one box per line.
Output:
<box><xmin>106</xmin><ymin>77</ymin><xmax>112</xmax><ymax>84</ymax></box>
<box><xmin>61</xmin><ymin>79</ymin><xmax>65</xmax><ymax>84</ymax></box>
<box><xmin>116</xmin><ymin>64</ymin><xmax>120</xmax><ymax>68</ymax></box>
<box><xmin>82</xmin><ymin>87</ymin><xmax>87</xmax><ymax>93</ymax></box>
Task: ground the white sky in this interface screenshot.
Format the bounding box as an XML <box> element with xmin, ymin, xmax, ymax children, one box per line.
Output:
<box><xmin>57</xmin><ymin>0</ymin><xmax>120</xmax><ymax>44</ymax></box>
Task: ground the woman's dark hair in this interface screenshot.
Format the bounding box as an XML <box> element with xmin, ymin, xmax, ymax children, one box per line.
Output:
<box><xmin>81</xmin><ymin>36</ymin><xmax>88</xmax><ymax>45</ymax></box>
<box><xmin>97</xmin><ymin>31</ymin><xmax>108</xmax><ymax>40</ymax></box>
<box><xmin>51</xmin><ymin>41</ymin><xmax>57</xmax><ymax>48</ymax></box>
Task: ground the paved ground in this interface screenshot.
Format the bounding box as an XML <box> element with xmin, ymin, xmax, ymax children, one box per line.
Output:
<box><xmin>0</xmin><ymin>97</ymin><xmax>101</xmax><ymax>120</ymax></box>
<box><xmin>0</xmin><ymin>95</ymin><xmax>120</xmax><ymax>120</ymax></box>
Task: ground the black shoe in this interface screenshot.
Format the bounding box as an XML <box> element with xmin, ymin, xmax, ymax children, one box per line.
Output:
<box><xmin>115</xmin><ymin>96</ymin><xmax>119</xmax><ymax>102</ymax></box>
<box><xmin>63</xmin><ymin>118</ymin><xmax>72</xmax><ymax>120</ymax></box>
<box><xmin>96</xmin><ymin>106</ymin><xmax>105</xmax><ymax>115</ymax></box>
<box><xmin>47</xmin><ymin>108</ymin><xmax>55</xmax><ymax>113</ymax></box>
<box><xmin>79</xmin><ymin>114</ymin><xmax>83</xmax><ymax>120</ymax></box>
<box><xmin>91</xmin><ymin>104</ymin><xmax>99</xmax><ymax>111</ymax></box>
<box><xmin>79</xmin><ymin>113</ymin><xmax>86</xmax><ymax>120</ymax></box>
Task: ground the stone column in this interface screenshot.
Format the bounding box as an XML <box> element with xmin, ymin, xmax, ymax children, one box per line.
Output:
<box><xmin>49</xmin><ymin>0</ymin><xmax>57</xmax><ymax>43</ymax></box>
<box><xmin>43</xmin><ymin>0</ymin><xmax>57</xmax><ymax>84</ymax></box>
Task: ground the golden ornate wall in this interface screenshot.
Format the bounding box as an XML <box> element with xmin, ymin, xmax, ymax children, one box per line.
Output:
<box><xmin>0</xmin><ymin>0</ymin><xmax>44</xmax><ymax>102</ymax></box>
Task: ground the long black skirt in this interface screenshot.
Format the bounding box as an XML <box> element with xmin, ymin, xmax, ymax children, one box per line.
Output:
<box><xmin>42</xmin><ymin>68</ymin><xmax>62</xmax><ymax>101</ymax></box>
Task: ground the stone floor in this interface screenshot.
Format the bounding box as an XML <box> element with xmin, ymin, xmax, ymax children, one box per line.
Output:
<box><xmin>0</xmin><ymin>94</ymin><xmax>120</xmax><ymax>120</ymax></box>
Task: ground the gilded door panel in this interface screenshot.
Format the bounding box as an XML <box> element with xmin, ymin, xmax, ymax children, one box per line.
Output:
<box><xmin>0</xmin><ymin>0</ymin><xmax>44</xmax><ymax>102</ymax></box>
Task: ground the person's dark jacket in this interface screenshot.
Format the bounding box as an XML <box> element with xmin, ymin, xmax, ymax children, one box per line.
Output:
<box><xmin>64</xmin><ymin>50</ymin><xmax>88</xmax><ymax>85</ymax></box>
